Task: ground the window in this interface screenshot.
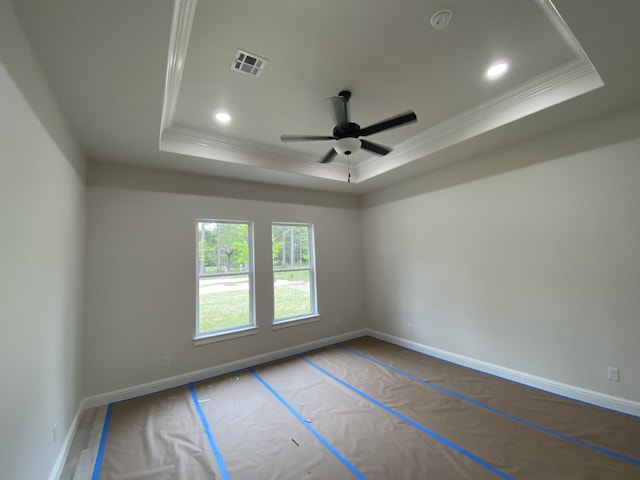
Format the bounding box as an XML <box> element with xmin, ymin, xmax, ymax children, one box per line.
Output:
<box><xmin>196</xmin><ymin>220</ymin><xmax>254</xmax><ymax>338</ymax></box>
<box><xmin>272</xmin><ymin>223</ymin><xmax>317</xmax><ymax>323</ymax></box>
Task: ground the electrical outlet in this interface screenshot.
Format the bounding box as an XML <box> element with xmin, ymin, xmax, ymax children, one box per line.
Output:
<box><xmin>607</xmin><ymin>367</ymin><xmax>620</xmax><ymax>382</ymax></box>
<box><xmin>161</xmin><ymin>355</ymin><xmax>171</xmax><ymax>367</ymax></box>
<box><xmin>53</xmin><ymin>422</ymin><xmax>58</xmax><ymax>443</ymax></box>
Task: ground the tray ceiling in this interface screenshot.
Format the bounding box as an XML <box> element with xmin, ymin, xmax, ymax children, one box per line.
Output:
<box><xmin>15</xmin><ymin>0</ymin><xmax>640</xmax><ymax>192</ymax></box>
<box><xmin>160</xmin><ymin>0</ymin><xmax>601</xmax><ymax>183</ymax></box>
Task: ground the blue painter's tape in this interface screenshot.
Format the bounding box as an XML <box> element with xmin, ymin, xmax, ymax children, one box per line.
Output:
<box><xmin>189</xmin><ymin>383</ymin><xmax>230</xmax><ymax>480</ymax></box>
<box><xmin>91</xmin><ymin>403</ymin><xmax>113</xmax><ymax>480</ymax></box>
<box><xmin>250</xmin><ymin>367</ymin><xmax>368</xmax><ymax>480</ymax></box>
<box><xmin>348</xmin><ymin>343</ymin><xmax>640</xmax><ymax>420</ymax></box>
<box><xmin>301</xmin><ymin>355</ymin><xmax>514</xmax><ymax>480</ymax></box>
<box><xmin>339</xmin><ymin>345</ymin><xmax>640</xmax><ymax>468</ymax></box>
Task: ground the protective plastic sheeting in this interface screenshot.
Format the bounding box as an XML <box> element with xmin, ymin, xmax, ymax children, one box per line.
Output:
<box><xmin>97</xmin><ymin>386</ymin><xmax>221</xmax><ymax>479</ymax></box>
<box><xmin>93</xmin><ymin>337</ymin><xmax>640</xmax><ymax>479</ymax></box>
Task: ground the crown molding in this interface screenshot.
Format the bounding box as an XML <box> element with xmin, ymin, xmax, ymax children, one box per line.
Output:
<box><xmin>536</xmin><ymin>0</ymin><xmax>592</xmax><ymax>60</ymax></box>
<box><xmin>158</xmin><ymin>0</ymin><xmax>603</xmax><ymax>185</ymax></box>
<box><xmin>161</xmin><ymin>127</ymin><xmax>348</xmax><ymax>181</ymax></box>
<box><xmin>356</xmin><ymin>57</ymin><xmax>603</xmax><ymax>182</ymax></box>
<box><xmin>159</xmin><ymin>0</ymin><xmax>198</xmax><ymax>136</ymax></box>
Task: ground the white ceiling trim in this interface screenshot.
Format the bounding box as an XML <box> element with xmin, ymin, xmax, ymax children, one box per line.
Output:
<box><xmin>536</xmin><ymin>0</ymin><xmax>592</xmax><ymax>59</ymax></box>
<box><xmin>158</xmin><ymin>0</ymin><xmax>603</xmax><ymax>185</ymax></box>
<box><xmin>161</xmin><ymin>127</ymin><xmax>348</xmax><ymax>181</ymax></box>
<box><xmin>159</xmin><ymin>0</ymin><xmax>197</xmax><ymax>137</ymax></box>
<box><xmin>356</xmin><ymin>57</ymin><xmax>603</xmax><ymax>182</ymax></box>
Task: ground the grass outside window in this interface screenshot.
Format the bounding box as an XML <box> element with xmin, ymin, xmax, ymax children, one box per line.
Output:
<box><xmin>196</xmin><ymin>220</ymin><xmax>254</xmax><ymax>337</ymax></box>
<box><xmin>272</xmin><ymin>223</ymin><xmax>317</xmax><ymax>322</ymax></box>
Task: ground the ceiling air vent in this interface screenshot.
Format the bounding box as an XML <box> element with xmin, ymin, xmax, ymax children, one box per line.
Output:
<box><xmin>231</xmin><ymin>49</ymin><xmax>267</xmax><ymax>77</ymax></box>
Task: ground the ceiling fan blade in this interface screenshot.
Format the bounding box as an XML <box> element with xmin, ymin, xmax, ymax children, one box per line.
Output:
<box><xmin>320</xmin><ymin>148</ymin><xmax>338</xmax><ymax>164</ymax></box>
<box><xmin>361</xmin><ymin>139</ymin><xmax>392</xmax><ymax>155</ymax></box>
<box><xmin>359</xmin><ymin>111</ymin><xmax>417</xmax><ymax>137</ymax></box>
<box><xmin>281</xmin><ymin>134</ymin><xmax>334</xmax><ymax>142</ymax></box>
<box><xmin>329</xmin><ymin>95</ymin><xmax>349</xmax><ymax>125</ymax></box>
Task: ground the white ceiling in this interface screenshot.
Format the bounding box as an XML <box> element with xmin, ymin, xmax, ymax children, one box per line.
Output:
<box><xmin>12</xmin><ymin>0</ymin><xmax>640</xmax><ymax>193</ymax></box>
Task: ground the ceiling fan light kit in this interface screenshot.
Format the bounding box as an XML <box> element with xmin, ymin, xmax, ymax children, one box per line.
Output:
<box><xmin>334</xmin><ymin>137</ymin><xmax>361</xmax><ymax>156</ymax></box>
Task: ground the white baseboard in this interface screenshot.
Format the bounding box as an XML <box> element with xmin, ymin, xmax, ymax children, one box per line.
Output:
<box><xmin>50</xmin><ymin>329</ymin><xmax>366</xmax><ymax>479</ymax></box>
<box><xmin>82</xmin><ymin>329</ymin><xmax>367</xmax><ymax>408</ymax></box>
<box><xmin>366</xmin><ymin>329</ymin><xmax>640</xmax><ymax>418</ymax></box>
<box><xmin>47</xmin><ymin>397</ymin><xmax>89</xmax><ymax>480</ymax></box>
<box><xmin>52</xmin><ymin>326</ymin><xmax>637</xmax><ymax>479</ymax></box>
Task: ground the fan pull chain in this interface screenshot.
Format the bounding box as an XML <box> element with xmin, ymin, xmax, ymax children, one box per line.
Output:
<box><xmin>347</xmin><ymin>157</ymin><xmax>351</xmax><ymax>183</ymax></box>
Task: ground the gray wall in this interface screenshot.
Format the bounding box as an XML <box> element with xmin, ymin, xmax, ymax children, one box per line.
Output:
<box><xmin>0</xmin><ymin>1</ymin><xmax>86</xmax><ymax>479</ymax></box>
<box><xmin>83</xmin><ymin>163</ymin><xmax>366</xmax><ymax>396</ymax></box>
<box><xmin>361</xmin><ymin>107</ymin><xmax>640</xmax><ymax>403</ymax></box>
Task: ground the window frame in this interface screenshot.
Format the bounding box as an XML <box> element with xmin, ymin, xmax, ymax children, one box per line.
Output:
<box><xmin>271</xmin><ymin>222</ymin><xmax>318</xmax><ymax>326</ymax></box>
<box><xmin>195</xmin><ymin>219</ymin><xmax>256</xmax><ymax>343</ymax></box>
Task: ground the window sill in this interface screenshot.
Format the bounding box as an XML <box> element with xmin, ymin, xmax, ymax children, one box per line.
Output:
<box><xmin>272</xmin><ymin>314</ymin><xmax>320</xmax><ymax>330</ymax></box>
<box><xmin>193</xmin><ymin>325</ymin><xmax>259</xmax><ymax>346</ymax></box>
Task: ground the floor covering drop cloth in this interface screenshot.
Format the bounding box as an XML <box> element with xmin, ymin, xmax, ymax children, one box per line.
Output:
<box><xmin>92</xmin><ymin>337</ymin><xmax>640</xmax><ymax>479</ymax></box>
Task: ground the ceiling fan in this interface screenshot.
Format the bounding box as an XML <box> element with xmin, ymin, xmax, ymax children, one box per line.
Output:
<box><xmin>280</xmin><ymin>90</ymin><xmax>417</xmax><ymax>164</ymax></box>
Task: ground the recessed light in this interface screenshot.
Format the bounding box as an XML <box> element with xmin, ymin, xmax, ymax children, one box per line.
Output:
<box><xmin>485</xmin><ymin>61</ymin><xmax>510</xmax><ymax>79</ymax></box>
<box><xmin>214</xmin><ymin>112</ymin><xmax>231</xmax><ymax>123</ymax></box>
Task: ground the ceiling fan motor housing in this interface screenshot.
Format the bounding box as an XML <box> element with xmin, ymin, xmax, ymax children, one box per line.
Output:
<box><xmin>338</xmin><ymin>90</ymin><xmax>352</xmax><ymax>101</ymax></box>
<box><xmin>333</xmin><ymin>122</ymin><xmax>361</xmax><ymax>155</ymax></box>
<box><xmin>333</xmin><ymin>122</ymin><xmax>360</xmax><ymax>138</ymax></box>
